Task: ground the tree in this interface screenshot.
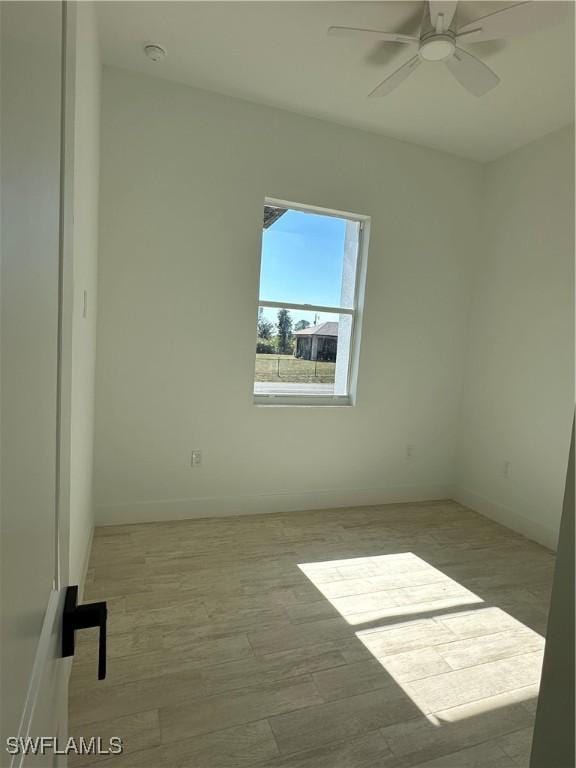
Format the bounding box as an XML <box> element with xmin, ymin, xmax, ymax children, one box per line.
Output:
<box><xmin>256</xmin><ymin>340</ymin><xmax>275</xmax><ymax>354</ymax></box>
<box><xmin>276</xmin><ymin>308</ymin><xmax>293</xmax><ymax>354</ymax></box>
<box><xmin>257</xmin><ymin>307</ymin><xmax>274</xmax><ymax>340</ymax></box>
<box><xmin>294</xmin><ymin>319</ymin><xmax>310</xmax><ymax>332</ymax></box>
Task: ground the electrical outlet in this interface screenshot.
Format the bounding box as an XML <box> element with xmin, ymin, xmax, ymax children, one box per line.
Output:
<box><xmin>502</xmin><ymin>460</ymin><xmax>511</xmax><ymax>479</ymax></box>
<box><xmin>405</xmin><ymin>444</ymin><xmax>415</xmax><ymax>461</ymax></box>
<box><xmin>191</xmin><ymin>450</ymin><xmax>202</xmax><ymax>467</ymax></box>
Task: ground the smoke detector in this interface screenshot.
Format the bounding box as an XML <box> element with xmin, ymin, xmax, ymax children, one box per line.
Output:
<box><xmin>143</xmin><ymin>44</ymin><xmax>167</xmax><ymax>62</ymax></box>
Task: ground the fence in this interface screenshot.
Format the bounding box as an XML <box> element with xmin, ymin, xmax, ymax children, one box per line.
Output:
<box><xmin>254</xmin><ymin>354</ymin><xmax>336</xmax><ymax>383</ymax></box>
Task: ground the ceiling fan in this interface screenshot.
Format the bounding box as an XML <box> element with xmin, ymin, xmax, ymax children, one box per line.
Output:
<box><xmin>328</xmin><ymin>1</ymin><xmax>568</xmax><ymax>97</ymax></box>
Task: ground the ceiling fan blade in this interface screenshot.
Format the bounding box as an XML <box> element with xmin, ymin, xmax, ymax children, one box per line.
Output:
<box><xmin>327</xmin><ymin>26</ymin><xmax>419</xmax><ymax>44</ymax></box>
<box><xmin>428</xmin><ymin>1</ymin><xmax>458</xmax><ymax>32</ymax></box>
<box><xmin>457</xmin><ymin>1</ymin><xmax>570</xmax><ymax>42</ymax></box>
<box><xmin>446</xmin><ymin>47</ymin><xmax>500</xmax><ymax>96</ymax></box>
<box><xmin>368</xmin><ymin>56</ymin><xmax>422</xmax><ymax>97</ymax></box>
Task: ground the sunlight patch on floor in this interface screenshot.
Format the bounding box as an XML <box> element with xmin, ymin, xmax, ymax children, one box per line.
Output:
<box><xmin>299</xmin><ymin>553</ymin><xmax>545</xmax><ymax>718</ymax></box>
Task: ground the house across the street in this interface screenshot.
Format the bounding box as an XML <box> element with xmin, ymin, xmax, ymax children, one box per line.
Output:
<box><xmin>294</xmin><ymin>321</ymin><xmax>338</xmax><ymax>362</ymax></box>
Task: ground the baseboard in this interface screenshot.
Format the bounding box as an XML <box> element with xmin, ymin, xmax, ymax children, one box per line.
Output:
<box><xmin>96</xmin><ymin>484</ymin><xmax>559</xmax><ymax>550</ymax></box>
<box><xmin>455</xmin><ymin>486</ymin><xmax>558</xmax><ymax>551</ymax></box>
<box><xmin>95</xmin><ymin>483</ymin><xmax>454</xmax><ymax>526</ymax></box>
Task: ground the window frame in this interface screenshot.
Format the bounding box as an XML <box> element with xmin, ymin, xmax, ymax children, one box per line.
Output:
<box><xmin>254</xmin><ymin>197</ymin><xmax>370</xmax><ymax>407</ymax></box>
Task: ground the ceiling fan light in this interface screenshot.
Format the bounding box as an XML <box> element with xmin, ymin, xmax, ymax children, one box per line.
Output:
<box><xmin>419</xmin><ymin>35</ymin><xmax>455</xmax><ymax>62</ymax></box>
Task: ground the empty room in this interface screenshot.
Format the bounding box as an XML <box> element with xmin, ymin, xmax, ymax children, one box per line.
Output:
<box><xmin>1</xmin><ymin>1</ymin><xmax>574</xmax><ymax>767</ymax></box>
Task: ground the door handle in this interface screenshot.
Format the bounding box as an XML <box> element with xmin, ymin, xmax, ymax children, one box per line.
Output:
<box><xmin>62</xmin><ymin>585</ymin><xmax>107</xmax><ymax>680</ymax></box>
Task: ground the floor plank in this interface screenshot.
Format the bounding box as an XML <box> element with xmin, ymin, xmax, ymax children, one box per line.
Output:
<box><xmin>68</xmin><ymin>710</ymin><xmax>160</xmax><ymax>767</ymax></box>
<box><xmin>254</xmin><ymin>731</ymin><xmax>403</xmax><ymax>768</ymax></box>
<box><xmin>161</xmin><ymin>676</ymin><xmax>323</xmax><ymax>742</ymax></box>
<box><xmin>404</xmin><ymin>652</ymin><xmax>544</xmax><ymax>713</ymax></box>
<box><xmin>201</xmin><ymin>644</ymin><xmax>347</xmax><ymax>696</ymax></box>
<box><xmin>409</xmin><ymin>740</ymin><xmax>517</xmax><ymax>767</ymax></box>
<box><xmin>269</xmin><ymin>688</ymin><xmax>419</xmax><ymax>755</ymax></box>
<box><xmin>75</xmin><ymin>720</ymin><xmax>279</xmax><ymax>768</ymax></box>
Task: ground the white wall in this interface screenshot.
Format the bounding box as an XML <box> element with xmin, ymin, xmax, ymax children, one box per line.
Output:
<box><xmin>456</xmin><ymin>126</ymin><xmax>574</xmax><ymax>550</ymax></box>
<box><xmin>68</xmin><ymin>2</ymin><xmax>100</xmax><ymax>586</ymax></box>
<box><xmin>94</xmin><ymin>67</ymin><xmax>482</xmax><ymax>524</ymax></box>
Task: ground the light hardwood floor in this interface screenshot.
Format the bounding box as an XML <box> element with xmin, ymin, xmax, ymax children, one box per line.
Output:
<box><xmin>69</xmin><ymin>501</ymin><xmax>554</xmax><ymax>767</ymax></box>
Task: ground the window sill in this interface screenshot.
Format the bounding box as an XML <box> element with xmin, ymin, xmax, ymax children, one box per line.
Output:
<box><xmin>253</xmin><ymin>394</ymin><xmax>353</xmax><ymax>407</ymax></box>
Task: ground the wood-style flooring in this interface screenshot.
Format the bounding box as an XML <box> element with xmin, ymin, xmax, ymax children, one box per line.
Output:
<box><xmin>69</xmin><ymin>500</ymin><xmax>554</xmax><ymax>767</ymax></box>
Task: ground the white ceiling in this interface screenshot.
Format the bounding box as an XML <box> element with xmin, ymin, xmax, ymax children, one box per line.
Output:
<box><xmin>98</xmin><ymin>1</ymin><xmax>575</xmax><ymax>162</ymax></box>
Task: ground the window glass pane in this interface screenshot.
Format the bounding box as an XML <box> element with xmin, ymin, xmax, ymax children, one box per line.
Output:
<box><xmin>260</xmin><ymin>207</ymin><xmax>360</xmax><ymax>309</ymax></box>
<box><xmin>254</xmin><ymin>307</ymin><xmax>352</xmax><ymax>397</ymax></box>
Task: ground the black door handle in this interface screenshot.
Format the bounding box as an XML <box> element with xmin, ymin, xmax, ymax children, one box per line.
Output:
<box><xmin>62</xmin><ymin>585</ymin><xmax>107</xmax><ymax>680</ymax></box>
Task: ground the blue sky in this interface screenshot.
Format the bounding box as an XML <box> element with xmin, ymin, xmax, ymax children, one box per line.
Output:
<box><xmin>258</xmin><ymin>209</ymin><xmax>346</xmax><ymax>325</ymax></box>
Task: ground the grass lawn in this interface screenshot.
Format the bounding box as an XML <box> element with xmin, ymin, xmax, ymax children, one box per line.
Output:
<box><xmin>255</xmin><ymin>353</ymin><xmax>336</xmax><ymax>383</ymax></box>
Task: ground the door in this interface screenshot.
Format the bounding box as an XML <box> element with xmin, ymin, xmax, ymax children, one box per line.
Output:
<box><xmin>1</xmin><ymin>2</ymin><xmax>73</xmax><ymax>764</ymax></box>
<box><xmin>530</xmin><ymin>419</ymin><xmax>575</xmax><ymax>767</ymax></box>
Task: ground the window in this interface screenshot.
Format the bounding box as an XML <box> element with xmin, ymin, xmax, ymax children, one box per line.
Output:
<box><xmin>254</xmin><ymin>198</ymin><xmax>369</xmax><ymax>406</ymax></box>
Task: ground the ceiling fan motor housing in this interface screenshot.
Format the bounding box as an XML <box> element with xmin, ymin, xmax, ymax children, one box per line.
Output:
<box><xmin>419</xmin><ymin>33</ymin><xmax>456</xmax><ymax>62</ymax></box>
